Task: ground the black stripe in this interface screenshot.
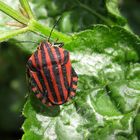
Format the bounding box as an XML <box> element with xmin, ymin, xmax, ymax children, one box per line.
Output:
<box><xmin>72</xmin><ymin>81</ymin><xmax>77</xmax><ymax>85</ymax></box>
<box><xmin>55</xmin><ymin>48</ymin><xmax>69</xmax><ymax>90</ymax></box>
<box><xmin>62</xmin><ymin>65</ymin><xmax>69</xmax><ymax>89</ymax></box>
<box><xmin>63</xmin><ymin>50</ymin><xmax>69</xmax><ymax>64</ymax></box>
<box><xmin>48</xmin><ymin>47</ymin><xmax>65</xmax><ymax>102</ymax></box>
<box><xmin>34</xmin><ymin>51</ymin><xmax>40</xmax><ymax>69</ymax></box>
<box><xmin>27</xmin><ymin>60</ymin><xmax>38</xmax><ymax>89</ymax></box>
<box><xmin>31</xmin><ymin>76</ymin><xmax>37</xmax><ymax>88</ymax></box>
<box><xmin>30</xmin><ymin>77</ymin><xmax>39</xmax><ymax>94</ymax></box>
<box><xmin>27</xmin><ymin>60</ymin><xmax>36</xmax><ymax>72</ymax></box>
<box><xmin>45</xmin><ymin>42</ymin><xmax>50</xmax><ymax>48</ymax></box>
<box><xmin>70</xmin><ymin>88</ymin><xmax>76</xmax><ymax>93</ymax></box>
<box><xmin>27</xmin><ymin>67</ymin><xmax>38</xmax><ymax>94</ymax></box>
<box><xmin>34</xmin><ymin>52</ymin><xmax>47</xmax><ymax>93</ymax></box>
<box><xmin>41</xmin><ymin>46</ymin><xmax>58</xmax><ymax>103</ymax></box>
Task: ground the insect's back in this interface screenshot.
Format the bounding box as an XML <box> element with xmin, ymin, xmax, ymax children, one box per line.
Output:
<box><xmin>27</xmin><ymin>42</ymin><xmax>72</xmax><ymax>105</ymax></box>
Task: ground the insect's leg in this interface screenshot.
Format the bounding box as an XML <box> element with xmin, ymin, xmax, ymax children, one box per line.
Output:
<box><xmin>68</xmin><ymin>67</ymin><xmax>78</xmax><ymax>99</ymax></box>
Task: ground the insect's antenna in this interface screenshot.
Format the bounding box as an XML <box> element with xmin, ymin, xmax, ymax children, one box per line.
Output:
<box><xmin>48</xmin><ymin>16</ymin><xmax>62</xmax><ymax>42</ymax></box>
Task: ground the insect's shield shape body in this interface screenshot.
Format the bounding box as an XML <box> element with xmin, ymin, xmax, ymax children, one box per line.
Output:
<box><xmin>26</xmin><ymin>41</ymin><xmax>78</xmax><ymax>107</ymax></box>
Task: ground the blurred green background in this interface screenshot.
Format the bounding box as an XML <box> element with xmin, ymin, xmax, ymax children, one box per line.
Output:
<box><xmin>0</xmin><ymin>0</ymin><xmax>140</xmax><ymax>140</ymax></box>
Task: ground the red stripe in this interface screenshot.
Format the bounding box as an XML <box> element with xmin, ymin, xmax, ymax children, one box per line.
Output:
<box><xmin>30</xmin><ymin>55</ymin><xmax>36</xmax><ymax>68</ymax></box>
<box><xmin>44</xmin><ymin>47</ymin><xmax>62</xmax><ymax>104</ymax></box>
<box><xmin>65</xmin><ymin>59</ymin><xmax>72</xmax><ymax>86</ymax></box>
<box><xmin>30</xmin><ymin>70</ymin><xmax>43</xmax><ymax>92</ymax></box>
<box><xmin>52</xmin><ymin>47</ymin><xmax>68</xmax><ymax>100</ymax></box>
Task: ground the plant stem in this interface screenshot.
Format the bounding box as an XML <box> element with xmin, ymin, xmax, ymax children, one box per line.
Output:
<box><xmin>19</xmin><ymin>0</ymin><xmax>35</xmax><ymax>19</ymax></box>
<box><xmin>0</xmin><ymin>1</ymin><xmax>29</xmax><ymax>25</ymax></box>
<box><xmin>28</xmin><ymin>20</ymin><xmax>72</xmax><ymax>43</ymax></box>
<box><xmin>0</xmin><ymin>1</ymin><xmax>71</xmax><ymax>43</ymax></box>
<box><xmin>0</xmin><ymin>27</ymin><xmax>29</xmax><ymax>42</ymax></box>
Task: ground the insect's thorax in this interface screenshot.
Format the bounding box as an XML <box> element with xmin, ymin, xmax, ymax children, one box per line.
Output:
<box><xmin>39</xmin><ymin>42</ymin><xmax>69</xmax><ymax>66</ymax></box>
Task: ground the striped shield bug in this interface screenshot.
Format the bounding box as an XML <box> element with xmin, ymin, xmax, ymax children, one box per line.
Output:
<box><xmin>26</xmin><ymin>41</ymin><xmax>78</xmax><ymax>106</ymax></box>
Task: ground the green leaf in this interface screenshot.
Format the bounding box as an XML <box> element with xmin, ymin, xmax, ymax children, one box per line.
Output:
<box><xmin>45</xmin><ymin>0</ymin><xmax>126</xmax><ymax>33</ymax></box>
<box><xmin>22</xmin><ymin>25</ymin><xmax>140</xmax><ymax>140</ymax></box>
<box><xmin>106</xmin><ymin>0</ymin><xmax>126</xmax><ymax>25</ymax></box>
<box><xmin>0</xmin><ymin>27</ymin><xmax>29</xmax><ymax>42</ymax></box>
<box><xmin>0</xmin><ymin>1</ymin><xmax>29</xmax><ymax>24</ymax></box>
<box><xmin>120</xmin><ymin>0</ymin><xmax>140</xmax><ymax>35</ymax></box>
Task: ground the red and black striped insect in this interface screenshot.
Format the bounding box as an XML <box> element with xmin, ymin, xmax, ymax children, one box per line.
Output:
<box><xmin>26</xmin><ymin>41</ymin><xmax>78</xmax><ymax>106</ymax></box>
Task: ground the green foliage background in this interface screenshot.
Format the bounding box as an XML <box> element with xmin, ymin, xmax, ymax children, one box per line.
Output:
<box><xmin>0</xmin><ymin>0</ymin><xmax>140</xmax><ymax>140</ymax></box>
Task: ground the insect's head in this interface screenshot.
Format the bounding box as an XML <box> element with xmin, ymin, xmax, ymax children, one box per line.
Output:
<box><xmin>37</xmin><ymin>41</ymin><xmax>52</xmax><ymax>50</ymax></box>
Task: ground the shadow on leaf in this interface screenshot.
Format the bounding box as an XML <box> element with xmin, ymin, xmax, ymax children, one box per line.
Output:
<box><xmin>30</xmin><ymin>94</ymin><xmax>60</xmax><ymax>117</ymax></box>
